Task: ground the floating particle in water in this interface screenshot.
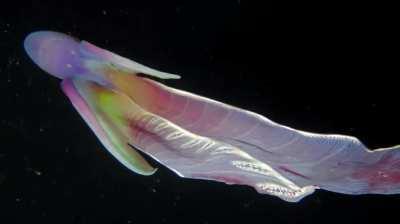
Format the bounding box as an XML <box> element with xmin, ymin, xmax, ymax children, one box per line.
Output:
<box><xmin>27</xmin><ymin>167</ymin><xmax>40</xmax><ymax>175</ymax></box>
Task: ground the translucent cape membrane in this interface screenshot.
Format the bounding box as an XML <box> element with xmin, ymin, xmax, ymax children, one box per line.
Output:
<box><xmin>61</xmin><ymin>78</ymin><xmax>316</xmax><ymax>202</ymax></box>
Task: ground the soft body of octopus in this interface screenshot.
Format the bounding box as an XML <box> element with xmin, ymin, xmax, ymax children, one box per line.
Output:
<box><xmin>24</xmin><ymin>31</ymin><xmax>400</xmax><ymax>202</ymax></box>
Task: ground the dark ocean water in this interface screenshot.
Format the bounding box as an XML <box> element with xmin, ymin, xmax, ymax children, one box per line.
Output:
<box><xmin>1</xmin><ymin>2</ymin><xmax>399</xmax><ymax>224</ymax></box>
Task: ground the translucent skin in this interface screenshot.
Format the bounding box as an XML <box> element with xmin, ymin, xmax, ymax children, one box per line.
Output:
<box><xmin>25</xmin><ymin>31</ymin><xmax>91</xmax><ymax>79</ymax></box>
<box><xmin>24</xmin><ymin>31</ymin><xmax>400</xmax><ymax>202</ymax></box>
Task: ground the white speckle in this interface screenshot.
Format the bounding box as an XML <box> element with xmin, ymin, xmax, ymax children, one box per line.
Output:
<box><xmin>166</xmin><ymin>131</ymin><xmax>184</xmax><ymax>140</ymax></box>
<box><xmin>66</xmin><ymin>64</ymin><xmax>72</xmax><ymax>68</ymax></box>
<box><xmin>34</xmin><ymin>170</ymin><xmax>42</xmax><ymax>176</ymax></box>
<box><xmin>154</xmin><ymin>122</ymin><xmax>169</xmax><ymax>132</ymax></box>
<box><xmin>378</xmin><ymin>171</ymin><xmax>388</xmax><ymax>178</ymax></box>
<box><xmin>102</xmin><ymin>10</ymin><xmax>107</xmax><ymax>15</ymax></box>
<box><xmin>180</xmin><ymin>138</ymin><xmax>202</xmax><ymax>149</ymax></box>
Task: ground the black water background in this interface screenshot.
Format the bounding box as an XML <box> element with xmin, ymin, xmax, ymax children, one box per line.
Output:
<box><xmin>1</xmin><ymin>2</ymin><xmax>399</xmax><ymax>224</ymax></box>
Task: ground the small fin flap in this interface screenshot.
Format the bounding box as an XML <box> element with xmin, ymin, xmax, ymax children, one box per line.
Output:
<box><xmin>80</xmin><ymin>41</ymin><xmax>181</xmax><ymax>79</ymax></box>
<box><xmin>61</xmin><ymin>79</ymin><xmax>157</xmax><ymax>176</ymax></box>
<box><xmin>373</xmin><ymin>144</ymin><xmax>400</xmax><ymax>152</ymax></box>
